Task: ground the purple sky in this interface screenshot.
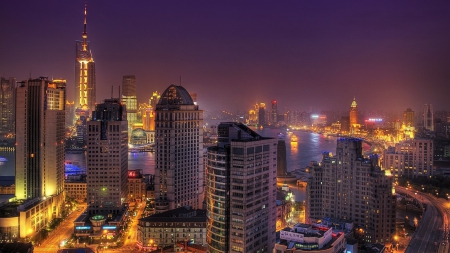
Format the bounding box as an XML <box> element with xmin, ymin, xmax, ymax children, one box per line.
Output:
<box><xmin>1</xmin><ymin>1</ymin><xmax>450</xmax><ymax>113</ymax></box>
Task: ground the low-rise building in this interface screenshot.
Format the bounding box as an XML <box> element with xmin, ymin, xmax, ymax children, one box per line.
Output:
<box><xmin>136</xmin><ymin>206</ymin><xmax>206</xmax><ymax>251</ymax></box>
<box><xmin>65</xmin><ymin>174</ymin><xmax>87</xmax><ymax>201</ymax></box>
<box><xmin>128</xmin><ymin>170</ymin><xmax>147</xmax><ymax>202</ymax></box>
<box><xmin>274</xmin><ymin>223</ymin><xmax>345</xmax><ymax>253</ymax></box>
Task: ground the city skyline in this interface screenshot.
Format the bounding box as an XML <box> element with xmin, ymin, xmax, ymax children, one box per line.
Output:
<box><xmin>1</xmin><ymin>1</ymin><xmax>450</xmax><ymax>113</ymax></box>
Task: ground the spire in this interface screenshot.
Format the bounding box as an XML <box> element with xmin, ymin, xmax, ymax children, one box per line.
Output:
<box><xmin>351</xmin><ymin>97</ymin><xmax>357</xmax><ymax>108</ymax></box>
<box><xmin>82</xmin><ymin>0</ymin><xmax>88</xmax><ymax>51</ymax></box>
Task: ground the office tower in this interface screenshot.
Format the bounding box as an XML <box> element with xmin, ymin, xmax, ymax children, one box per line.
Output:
<box><xmin>75</xmin><ymin>2</ymin><xmax>96</xmax><ymax>113</ymax></box>
<box><xmin>206</xmin><ymin>122</ymin><xmax>277</xmax><ymax>253</ymax></box>
<box><xmin>15</xmin><ymin>77</ymin><xmax>66</xmax><ymax>199</ymax></box>
<box><xmin>122</xmin><ymin>75</ymin><xmax>137</xmax><ymax>127</ymax></box>
<box><xmin>423</xmin><ymin>104</ymin><xmax>434</xmax><ymax>131</ymax></box>
<box><xmin>65</xmin><ymin>101</ymin><xmax>75</xmax><ymax>127</ymax></box>
<box><xmin>306</xmin><ymin>138</ymin><xmax>396</xmax><ymax>244</ymax></box>
<box><xmin>154</xmin><ymin>85</ymin><xmax>203</xmax><ymax>212</ymax></box>
<box><xmin>277</xmin><ymin>140</ymin><xmax>287</xmax><ymax>176</ymax></box>
<box><xmin>258</xmin><ymin>102</ymin><xmax>266</xmax><ymax>126</ymax></box>
<box><xmin>384</xmin><ymin>139</ymin><xmax>434</xmax><ymax>178</ymax></box>
<box><xmin>349</xmin><ymin>97</ymin><xmax>358</xmax><ymax>129</ymax></box>
<box><xmin>86</xmin><ymin>98</ymin><xmax>128</xmax><ymax>215</ymax></box>
<box><xmin>271</xmin><ymin>100</ymin><xmax>278</xmax><ymax>125</ymax></box>
<box><xmin>0</xmin><ymin>77</ymin><xmax>16</xmax><ymax>134</ymax></box>
<box><xmin>403</xmin><ymin>108</ymin><xmax>415</xmax><ymax>127</ymax></box>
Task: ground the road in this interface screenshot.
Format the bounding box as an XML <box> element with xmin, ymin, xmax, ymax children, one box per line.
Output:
<box><xmin>36</xmin><ymin>203</ymin><xmax>87</xmax><ymax>253</ymax></box>
<box><xmin>396</xmin><ymin>187</ymin><xmax>448</xmax><ymax>253</ymax></box>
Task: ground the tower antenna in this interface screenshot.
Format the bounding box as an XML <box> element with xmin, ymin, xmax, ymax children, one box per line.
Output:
<box><xmin>111</xmin><ymin>86</ymin><xmax>113</xmax><ymax>99</ymax></box>
<box><xmin>180</xmin><ymin>76</ymin><xmax>181</xmax><ymax>86</ymax></box>
<box><xmin>82</xmin><ymin>0</ymin><xmax>88</xmax><ymax>51</ymax></box>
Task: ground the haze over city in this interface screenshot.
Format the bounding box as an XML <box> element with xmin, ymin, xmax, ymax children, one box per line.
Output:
<box><xmin>1</xmin><ymin>1</ymin><xmax>450</xmax><ymax>113</ymax></box>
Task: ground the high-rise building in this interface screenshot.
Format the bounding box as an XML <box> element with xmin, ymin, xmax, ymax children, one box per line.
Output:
<box><xmin>306</xmin><ymin>138</ymin><xmax>396</xmax><ymax>244</ymax></box>
<box><xmin>423</xmin><ymin>104</ymin><xmax>434</xmax><ymax>131</ymax></box>
<box><xmin>75</xmin><ymin>2</ymin><xmax>96</xmax><ymax>113</ymax></box>
<box><xmin>383</xmin><ymin>139</ymin><xmax>434</xmax><ymax>178</ymax></box>
<box><xmin>403</xmin><ymin>108</ymin><xmax>415</xmax><ymax>127</ymax></box>
<box><xmin>349</xmin><ymin>97</ymin><xmax>358</xmax><ymax>132</ymax></box>
<box><xmin>154</xmin><ymin>85</ymin><xmax>203</xmax><ymax>212</ymax></box>
<box><xmin>149</xmin><ymin>91</ymin><xmax>161</xmax><ymax>108</ymax></box>
<box><xmin>206</xmin><ymin>122</ymin><xmax>277</xmax><ymax>253</ymax></box>
<box><xmin>277</xmin><ymin>140</ymin><xmax>287</xmax><ymax>177</ymax></box>
<box><xmin>65</xmin><ymin>101</ymin><xmax>75</xmax><ymax>127</ymax></box>
<box><xmin>122</xmin><ymin>75</ymin><xmax>137</xmax><ymax>127</ymax></box>
<box><xmin>15</xmin><ymin>77</ymin><xmax>66</xmax><ymax>199</ymax></box>
<box><xmin>0</xmin><ymin>77</ymin><xmax>16</xmax><ymax>134</ymax></box>
<box><xmin>271</xmin><ymin>100</ymin><xmax>278</xmax><ymax>125</ymax></box>
<box><xmin>86</xmin><ymin>98</ymin><xmax>128</xmax><ymax>215</ymax></box>
<box><xmin>258</xmin><ymin>102</ymin><xmax>266</xmax><ymax>126</ymax></box>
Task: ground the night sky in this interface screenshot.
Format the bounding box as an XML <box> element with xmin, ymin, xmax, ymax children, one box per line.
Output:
<box><xmin>1</xmin><ymin>1</ymin><xmax>450</xmax><ymax>113</ymax></box>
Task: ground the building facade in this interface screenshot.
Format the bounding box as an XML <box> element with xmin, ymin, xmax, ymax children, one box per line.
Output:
<box><xmin>122</xmin><ymin>75</ymin><xmax>137</xmax><ymax>128</ymax></box>
<box><xmin>403</xmin><ymin>108</ymin><xmax>414</xmax><ymax>127</ymax></box>
<box><xmin>206</xmin><ymin>122</ymin><xmax>277</xmax><ymax>253</ymax></box>
<box><xmin>423</xmin><ymin>104</ymin><xmax>434</xmax><ymax>131</ymax></box>
<box><xmin>0</xmin><ymin>77</ymin><xmax>16</xmax><ymax>134</ymax></box>
<box><xmin>154</xmin><ymin>85</ymin><xmax>204</xmax><ymax>212</ymax></box>
<box><xmin>128</xmin><ymin>170</ymin><xmax>147</xmax><ymax>202</ymax></box>
<box><xmin>349</xmin><ymin>98</ymin><xmax>358</xmax><ymax>133</ymax></box>
<box><xmin>15</xmin><ymin>77</ymin><xmax>66</xmax><ymax>200</ymax></box>
<box><xmin>86</xmin><ymin>98</ymin><xmax>128</xmax><ymax>215</ymax></box>
<box><xmin>306</xmin><ymin>138</ymin><xmax>396</xmax><ymax>244</ymax></box>
<box><xmin>136</xmin><ymin>206</ymin><xmax>206</xmax><ymax>250</ymax></box>
<box><xmin>383</xmin><ymin>139</ymin><xmax>434</xmax><ymax>178</ymax></box>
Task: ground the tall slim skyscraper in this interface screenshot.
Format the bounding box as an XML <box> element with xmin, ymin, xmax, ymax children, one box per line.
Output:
<box><xmin>154</xmin><ymin>85</ymin><xmax>203</xmax><ymax>212</ymax></box>
<box><xmin>15</xmin><ymin>77</ymin><xmax>66</xmax><ymax>199</ymax></box>
<box><xmin>0</xmin><ymin>77</ymin><xmax>16</xmax><ymax>134</ymax></box>
<box><xmin>122</xmin><ymin>75</ymin><xmax>137</xmax><ymax>127</ymax></box>
<box><xmin>206</xmin><ymin>122</ymin><xmax>277</xmax><ymax>253</ymax></box>
<box><xmin>86</xmin><ymin>98</ymin><xmax>128</xmax><ymax>215</ymax></box>
<box><xmin>403</xmin><ymin>108</ymin><xmax>415</xmax><ymax>127</ymax></box>
<box><xmin>271</xmin><ymin>100</ymin><xmax>278</xmax><ymax>125</ymax></box>
<box><xmin>349</xmin><ymin>97</ymin><xmax>358</xmax><ymax>127</ymax></box>
<box><xmin>306</xmin><ymin>138</ymin><xmax>396</xmax><ymax>243</ymax></box>
<box><xmin>423</xmin><ymin>103</ymin><xmax>434</xmax><ymax>131</ymax></box>
<box><xmin>258</xmin><ymin>102</ymin><xmax>266</xmax><ymax>126</ymax></box>
<box><xmin>75</xmin><ymin>2</ymin><xmax>96</xmax><ymax>112</ymax></box>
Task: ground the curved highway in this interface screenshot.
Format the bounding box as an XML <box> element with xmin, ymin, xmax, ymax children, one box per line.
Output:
<box><xmin>396</xmin><ymin>187</ymin><xmax>448</xmax><ymax>253</ymax></box>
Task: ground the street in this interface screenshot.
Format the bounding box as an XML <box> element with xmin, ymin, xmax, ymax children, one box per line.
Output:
<box><xmin>396</xmin><ymin>187</ymin><xmax>448</xmax><ymax>253</ymax></box>
<box><xmin>36</xmin><ymin>203</ymin><xmax>87</xmax><ymax>253</ymax></box>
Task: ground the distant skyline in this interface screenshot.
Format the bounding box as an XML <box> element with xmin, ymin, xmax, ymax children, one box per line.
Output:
<box><xmin>1</xmin><ymin>1</ymin><xmax>450</xmax><ymax>113</ymax></box>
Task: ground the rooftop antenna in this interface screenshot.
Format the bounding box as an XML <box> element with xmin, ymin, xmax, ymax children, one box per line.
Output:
<box><xmin>111</xmin><ymin>86</ymin><xmax>113</xmax><ymax>99</ymax></box>
<box><xmin>81</xmin><ymin>0</ymin><xmax>88</xmax><ymax>51</ymax></box>
<box><xmin>180</xmin><ymin>76</ymin><xmax>182</xmax><ymax>86</ymax></box>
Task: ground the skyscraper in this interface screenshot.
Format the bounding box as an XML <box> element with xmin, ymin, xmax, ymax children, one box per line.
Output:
<box><xmin>154</xmin><ymin>85</ymin><xmax>203</xmax><ymax>212</ymax></box>
<box><xmin>86</xmin><ymin>98</ymin><xmax>128</xmax><ymax>215</ymax></box>
<box><xmin>206</xmin><ymin>122</ymin><xmax>277</xmax><ymax>253</ymax></box>
<box><xmin>122</xmin><ymin>75</ymin><xmax>137</xmax><ymax>128</ymax></box>
<box><xmin>0</xmin><ymin>77</ymin><xmax>16</xmax><ymax>134</ymax></box>
<box><xmin>306</xmin><ymin>138</ymin><xmax>396</xmax><ymax>244</ymax></box>
<box><xmin>15</xmin><ymin>77</ymin><xmax>66</xmax><ymax>199</ymax></box>
<box><xmin>403</xmin><ymin>108</ymin><xmax>415</xmax><ymax>127</ymax></box>
<box><xmin>271</xmin><ymin>100</ymin><xmax>278</xmax><ymax>125</ymax></box>
<box><xmin>423</xmin><ymin>104</ymin><xmax>434</xmax><ymax>131</ymax></box>
<box><xmin>75</xmin><ymin>2</ymin><xmax>96</xmax><ymax>113</ymax></box>
<box><xmin>258</xmin><ymin>102</ymin><xmax>266</xmax><ymax>126</ymax></box>
<box><xmin>349</xmin><ymin>97</ymin><xmax>358</xmax><ymax>130</ymax></box>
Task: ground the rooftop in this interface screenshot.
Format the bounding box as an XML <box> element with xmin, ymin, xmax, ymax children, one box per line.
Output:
<box><xmin>139</xmin><ymin>206</ymin><xmax>206</xmax><ymax>223</ymax></box>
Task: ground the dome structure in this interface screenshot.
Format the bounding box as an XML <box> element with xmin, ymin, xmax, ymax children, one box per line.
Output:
<box><xmin>157</xmin><ymin>85</ymin><xmax>194</xmax><ymax>106</ymax></box>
